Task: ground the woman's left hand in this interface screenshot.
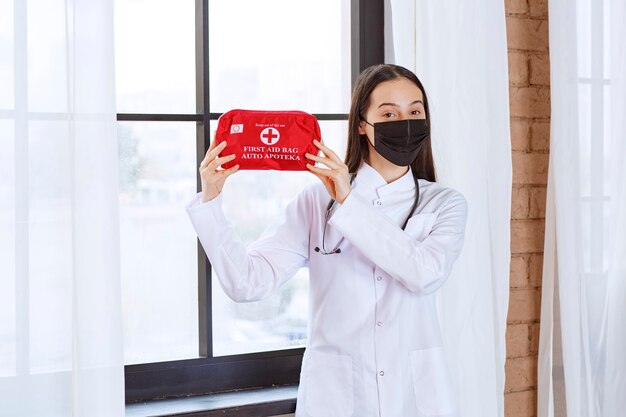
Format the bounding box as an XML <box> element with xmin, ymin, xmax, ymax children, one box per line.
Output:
<box><xmin>305</xmin><ymin>139</ymin><xmax>351</xmax><ymax>204</ymax></box>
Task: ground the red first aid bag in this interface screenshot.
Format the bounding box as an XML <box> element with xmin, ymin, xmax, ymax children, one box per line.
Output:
<box><xmin>215</xmin><ymin>109</ymin><xmax>321</xmax><ymax>171</ymax></box>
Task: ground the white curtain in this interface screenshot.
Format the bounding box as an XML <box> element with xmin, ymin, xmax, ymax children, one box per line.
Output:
<box><xmin>0</xmin><ymin>0</ymin><xmax>124</xmax><ymax>416</ymax></box>
<box><xmin>538</xmin><ymin>0</ymin><xmax>626</xmax><ymax>416</ymax></box>
<box><xmin>385</xmin><ymin>1</ymin><xmax>512</xmax><ymax>417</ymax></box>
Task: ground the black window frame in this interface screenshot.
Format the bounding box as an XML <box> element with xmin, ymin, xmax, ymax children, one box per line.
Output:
<box><xmin>122</xmin><ymin>0</ymin><xmax>383</xmax><ymax>403</ymax></box>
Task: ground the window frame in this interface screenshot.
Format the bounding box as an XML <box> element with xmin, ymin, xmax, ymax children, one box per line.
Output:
<box><xmin>122</xmin><ymin>0</ymin><xmax>383</xmax><ymax>403</ymax></box>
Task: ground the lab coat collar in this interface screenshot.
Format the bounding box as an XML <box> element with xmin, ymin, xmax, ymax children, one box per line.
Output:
<box><xmin>355</xmin><ymin>162</ymin><xmax>416</xmax><ymax>198</ymax></box>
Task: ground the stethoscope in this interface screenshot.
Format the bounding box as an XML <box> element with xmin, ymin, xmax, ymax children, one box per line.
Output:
<box><xmin>314</xmin><ymin>171</ymin><xmax>421</xmax><ymax>255</ymax></box>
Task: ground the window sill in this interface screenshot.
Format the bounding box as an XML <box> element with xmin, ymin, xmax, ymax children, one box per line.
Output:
<box><xmin>125</xmin><ymin>385</ymin><xmax>297</xmax><ymax>417</ymax></box>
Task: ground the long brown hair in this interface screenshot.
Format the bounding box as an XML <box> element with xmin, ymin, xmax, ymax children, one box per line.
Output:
<box><xmin>345</xmin><ymin>64</ymin><xmax>437</xmax><ymax>182</ymax></box>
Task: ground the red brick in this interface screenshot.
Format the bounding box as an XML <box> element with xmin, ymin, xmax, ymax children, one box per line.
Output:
<box><xmin>510</xmin><ymin>86</ymin><xmax>551</xmax><ymax>119</ymax></box>
<box><xmin>529</xmin><ymin>0</ymin><xmax>549</xmax><ymax>17</ymax></box>
<box><xmin>506</xmin><ymin>17</ymin><xmax>550</xmax><ymax>52</ymax></box>
<box><xmin>507</xmin><ymin>323</ymin><xmax>531</xmax><ymax>357</ymax></box>
<box><xmin>505</xmin><ymin>389</ymin><xmax>537</xmax><ymax>417</ymax></box>
<box><xmin>529</xmin><ymin>253</ymin><xmax>544</xmax><ymax>287</ymax></box>
<box><xmin>505</xmin><ymin>0</ymin><xmax>529</xmax><ymax>15</ymax></box>
<box><xmin>529</xmin><ymin>52</ymin><xmax>551</xmax><ymax>86</ymax></box>
<box><xmin>511</xmin><ymin>219</ymin><xmax>545</xmax><ymax>253</ymax></box>
<box><xmin>529</xmin><ymin>322</ymin><xmax>541</xmax><ymax>354</ymax></box>
<box><xmin>511</xmin><ymin>119</ymin><xmax>531</xmax><ymax>151</ymax></box>
<box><xmin>512</xmin><ymin>186</ymin><xmax>530</xmax><ymax>219</ymax></box>
<box><xmin>530</xmin><ymin>120</ymin><xmax>550</xmax><ymax>152</ymax></box>
<box><xmin>529</xmin><ymin>186</ymin><xmax>547</xmax><ymax>218</ymax></box>
<box><xmin>508</xmin><ymin>288</ymin><xmax>541</xmax><ymax>322</ymax></box>
<box><xmin>510</xmin><ymin>255</ymin><xmax>530</xmax><ymax>287</ymax></box>
<box><xmin>513</xmin><ymin>151</ymin><xmax>549</xmax><ymax>185</ymax></box>
<box><xmin>505</xmin><ymin>356</ymin><xmax>537</xmax><ymax>392</ymax></box>
<box><xmin>509</xmin><ymin>51</ymin><xmax>529</xmax><ymax>86</ymax></box>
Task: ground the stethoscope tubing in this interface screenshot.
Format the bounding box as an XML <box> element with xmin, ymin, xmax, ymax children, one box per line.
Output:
<box><xmin>315</xmin><ymin>171</ymin><xmax>420</xmax><ymax>255</ymax></box>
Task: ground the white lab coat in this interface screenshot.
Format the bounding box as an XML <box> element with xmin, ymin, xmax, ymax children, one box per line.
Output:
<box><xmin>185</xmin><ymin>162</ymin><xmax>468</xmax><ymax>417</ymax></box>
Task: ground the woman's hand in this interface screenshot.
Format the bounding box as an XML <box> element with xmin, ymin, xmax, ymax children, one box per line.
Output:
<box><xmin>199</xmin><ymin>140</ymin><xmax>239</xmax><ymax>203</ymax></box>
<box><xmin>305</xmin><ymin>139</ymin><xmax>351</xmax><ymax>204</ymax></box>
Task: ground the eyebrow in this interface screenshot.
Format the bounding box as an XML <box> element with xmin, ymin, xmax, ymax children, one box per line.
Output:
<box><xmin>377</xmin><ymin>100</ymin><xmax>423</xmax><ymax>108</ymax></box>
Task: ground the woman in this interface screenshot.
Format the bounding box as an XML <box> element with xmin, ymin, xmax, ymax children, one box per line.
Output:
<box><xmin>186</xmin><ymin>64</ymin><xmax>468</xmax><ymax>417</ymax></box>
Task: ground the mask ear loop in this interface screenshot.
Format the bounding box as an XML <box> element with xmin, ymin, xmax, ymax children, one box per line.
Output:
<box><xmin>361</xmin><ymin>120</ymin><xmax>375</xmax><ymax>145</ymax></box>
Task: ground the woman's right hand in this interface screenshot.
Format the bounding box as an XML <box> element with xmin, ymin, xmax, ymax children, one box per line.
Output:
<box><xmin>199</xmin><ymin>140</ymin><xmax>239</xmax><ymax>203</ymax></box>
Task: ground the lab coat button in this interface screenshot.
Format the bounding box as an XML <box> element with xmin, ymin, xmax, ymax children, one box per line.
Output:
<box><xmin>375</xmin><ymin>200</ymin><xmax>383</xmax><ymax>206</ymax></box>
<box><xmin>377</xmin><ymin>321</ymin><xmax>382</xmax><ymax>326</ymax></box>
<box><xmin>379</xmin><ymin>371</ymin><xmax>385</xmax><ymax>376</ymax></box>
<box><xmin>376</xmin><ymin>276</ymin><xmax>382</xmax><ymax>281</ymax></box>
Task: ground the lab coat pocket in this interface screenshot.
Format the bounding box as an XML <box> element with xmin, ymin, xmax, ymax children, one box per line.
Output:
<box><xmin>305</xmin><ymin>350</ymin><xmax>354</xmax><ymax>417</ymax></box>
<box><xmin>409</xmin><ymin>346</ymin><xmax>457</xmax><ymax>416</ymax></box>
<box><xmin>404</xmin><ymin>213</ymin><xmax>438</xmax><ymax>241</ymax></box>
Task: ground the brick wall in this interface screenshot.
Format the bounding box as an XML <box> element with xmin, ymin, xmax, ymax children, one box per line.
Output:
<box><xmin>504</xmin><ymin>0</ymin><xmax>550</xmax><ymax>416</ymax></box>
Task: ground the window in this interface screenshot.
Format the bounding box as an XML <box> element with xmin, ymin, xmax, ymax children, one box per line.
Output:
<box><xmin>576</xmin><ymin>0</ymin><xmax>612</xmax><ymax>275</ymax></box>
<box><xmin>118</xmin><ymin>0</ymin><xmax>383</xmax><ymax>401</ymax></box>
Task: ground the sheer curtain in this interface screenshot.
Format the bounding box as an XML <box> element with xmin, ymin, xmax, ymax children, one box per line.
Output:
<box><xmin>0</xmin><ymin>0</ymin><xmax>124</xmax><ymax>416</ymax></box>
<box><xmin>538</xmin><ymin>0</ymin><xmax>626</xmax><ymax>416</ymax></box>
<box><xmin>385</xmin><ymin>1</ymin><xmax>512</xmax><ymax>417</ymax></box>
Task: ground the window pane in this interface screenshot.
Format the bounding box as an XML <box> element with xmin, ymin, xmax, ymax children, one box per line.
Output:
<box><xmin>212</xmin><ymin>120</ymin><xmax>347</xmax><ymax>356</ymax></box>
<box><xmin>577</xmin><ymin>0</ymin><xmax>592</xmax><ymax>79</ymax></box>
<box><xmin>119</xmin><ymin>121</ymin><xmax>199</xmax><ymax>365</ymax></box>
<box><xmin>0</xmin><ymin>120</ymin><xmax>15</xmax><ymax>376</ymax></box>
<box><xmin>0</xmin><ymin>1</ymin><xmax>13</xmax><ymax>109</ymax></box>
<box><xmin>208</xmin><ymin>0</ymin><xmax>351</xmax><ymax>114</ymax></box>
<box><xmin>114</xmin><ymin>0</ymin><xmax>195</xmax><ymax>113</ymax></box>
<box><xmin>27</xmin><ymin>0</ymin><xmax>68</xmax><ymax>113</ymax></box>
<box><xmin>578</xmin><ymin>83</ymin><xmax>591</xmax><ymax>196</ymax></box>
<box><xmin>27</xmin><ymin>121</ymin><xmax>73</xmax><ymax>374</ymax></box>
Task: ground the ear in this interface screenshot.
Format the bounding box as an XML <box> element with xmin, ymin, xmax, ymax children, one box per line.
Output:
<box><xmin>358</xmin><ymin>120</ymin><xmax>367</xmax><ymax>135</ymax></box>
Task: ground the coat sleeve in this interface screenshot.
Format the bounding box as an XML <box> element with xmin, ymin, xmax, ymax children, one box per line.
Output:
<box><xmin>185</xmin><ymin>189</ymin><xmax>311</xmax><ymax>302</ymax></box>
<box><xmin>328</xmin><ymin>190</ymin><xmax>468</xmax><ymax>295</ymax></box>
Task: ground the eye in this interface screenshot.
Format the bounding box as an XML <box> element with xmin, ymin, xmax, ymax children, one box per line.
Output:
<box><xmin>411</xmin><ymin>110</ymin><xmax>421</xmax><ymax>116</ymax></box>
<box><xmin>383</xmin><ymin>112</ymin><xmax>396</xmax><ymax>118</ymax></box>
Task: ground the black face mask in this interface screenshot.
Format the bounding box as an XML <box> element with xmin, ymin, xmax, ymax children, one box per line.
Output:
<box><xmin>364</xmin><ymin>119</ymin><xmax>429</xmax><ymax>166</ymax></box>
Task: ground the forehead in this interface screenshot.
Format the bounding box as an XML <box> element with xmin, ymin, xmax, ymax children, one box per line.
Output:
<box><xmin>368</xmin><ymin>77</ymin><xmax>424</xmax><ymax>106</ymax></box>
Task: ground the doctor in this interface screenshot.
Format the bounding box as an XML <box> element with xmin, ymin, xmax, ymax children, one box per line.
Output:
<box><xmin>186</xmin><ymin>64</ymin><xmax>468</xmax><ymax>417</ymax></box>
